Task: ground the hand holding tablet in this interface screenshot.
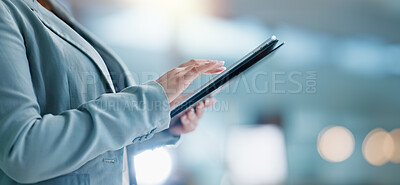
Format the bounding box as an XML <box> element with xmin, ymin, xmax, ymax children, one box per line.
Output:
<box><xmin>170</xmin><ymin>35</ymin><xmax>284</xmax><ymax>118</ymax></box>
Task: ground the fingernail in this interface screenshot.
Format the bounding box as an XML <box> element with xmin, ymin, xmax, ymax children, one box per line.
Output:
<box><xmin>182</xmin><ymin>115</ymin><xmax>187</xmax><ymax>121</ymax></box>
<box><xmin>217</xmin><ymin>67</ymin><xmax>226</xmax><ymax>71</ymax></box>
<box><xmin>205</xmin><ymin>98</ymin><xmax>210</xmax><ymax>105</ymax></box>
<box><xmin>189</xmin><ymin>110</ymin><xmax>196</xmax><ymax>118</ymax></box>
<box><xmin>198</xmin><ymin>102</ymin><xmax>204</xmax><ymax>108</ymax></box>
<box><xmin>218</xmin><ymin>61</ymin><xmax>225</xmax><ymax>65</ymax></box>
<box><xmin>212</xmin><ymin>98</ymin><xmax>217</xmax><ymax>104</ymax></box>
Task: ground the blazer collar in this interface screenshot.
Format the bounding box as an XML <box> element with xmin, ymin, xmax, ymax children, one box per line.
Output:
<box><xmin>27</xmin><ymin>0</ymin><xmax>116</xmax><ymax>93</ymax></box>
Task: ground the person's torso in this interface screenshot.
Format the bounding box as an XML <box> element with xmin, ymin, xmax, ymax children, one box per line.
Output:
<box><xmin>0</xmin><ymin>0</ymin><xmax>133</xmax><ymax>184</ymax></box>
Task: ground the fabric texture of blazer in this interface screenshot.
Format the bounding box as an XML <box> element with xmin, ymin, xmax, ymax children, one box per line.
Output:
<box><xmin>0</xmin><ymin>0</ymin><xmax>180</xmax><ymax>184</ymax></box>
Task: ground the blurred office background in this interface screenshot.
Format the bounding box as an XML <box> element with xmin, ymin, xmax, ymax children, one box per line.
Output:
<box><xmin>60</xmin><ymin>0</ymin><xmax>400</xmax><ymax>184</ymax></box>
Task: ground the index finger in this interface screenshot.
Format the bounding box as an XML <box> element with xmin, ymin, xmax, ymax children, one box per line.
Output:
<box><xmin>178</xmin><ymin>59</ymin><xmax>220</xmax><ymax>67</ymax></box>
<box><xmin>186</xmin><ymin>60</ymin><xmax>224</xmax><ymax>76</ymax></box>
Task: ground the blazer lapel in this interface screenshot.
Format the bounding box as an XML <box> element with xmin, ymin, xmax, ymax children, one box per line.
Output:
<box><xmin>48</xmin><ymin>0</ymin><xmax>137</xmax><ymax>88</ymax></box>
<box><xmin>29</xmin><ymin>1</ymin><xmax>116</xmax><ymax>93</ymax></box>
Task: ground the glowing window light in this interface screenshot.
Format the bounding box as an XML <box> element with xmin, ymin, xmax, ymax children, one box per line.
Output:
<box><xmin>317</xmin><ymin>126</ymin><xmax>355</xmax><ymax>162</ymax></box>
<box><xmin>134</xmin><ymin>148</ymin><xmax>172</xmax><ymax>185</ymax></box>
<box><xmin>389</xmin><ymin>129</ymin><xmax>400</xmax><ymax>163</ymax></box>
<box><xmin>128</xmin><ymin>0</ymin><xmax>205</xmax><ymax>17</ymax></box>
<box><xmin>362</xmin><ymin>128</ymin><xmax>394</xmax><ymax>166</ymax></box>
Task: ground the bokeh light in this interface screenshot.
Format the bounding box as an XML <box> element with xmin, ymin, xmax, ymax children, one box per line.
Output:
<box><xmin>362</xmin><ymin>128</ymin><xmax>394</xmax><ymax>166</ymax></box>
<box><xmin>134</xmin><ymin>148</ymin><xmax>172</xmax><ymax>185</ymax></box>
<box><xmin>127</xmin><ymin>0</ymin><xmax>205</xmax><ymax>17</ymax></box>
<box><xmin>389</xmin><ymin>129</ymin><xmax>400</xmax><ymax>163</ymax></box>
<box><xmin>226</xmin><ymin>125</ymin><xmax>287</xmax><ymax>185</ymax></box>
<box><xmin>317</xmin><ymin>126</ymin><xmax>355</xmax><ymax>162</ymax></box>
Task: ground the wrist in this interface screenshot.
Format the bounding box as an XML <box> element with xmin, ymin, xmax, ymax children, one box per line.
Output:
<box><xmin>168</xmin><ymin>127</ymin><xmax>182</xmax><ymax>137</ymax></box>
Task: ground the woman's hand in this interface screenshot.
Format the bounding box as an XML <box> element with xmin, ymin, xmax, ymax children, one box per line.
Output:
<box><xmin>156</xmin><ymin>59</ymin><xmax>225</xmax><ymax>103</ymax></box>
<box><xmin>168</xmin><ymin>97</ymin><xmax>217</xmax><ymax>136</ymax></box>
<box><xmin>157</xmin><ymin>59</ymin><xmax>224</xmax><ymax>136</ymax></box>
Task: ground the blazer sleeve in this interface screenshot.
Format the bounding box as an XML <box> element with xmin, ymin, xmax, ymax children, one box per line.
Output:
<box><xmin>0</xmin><ymin>3</ymin><xmax>171</xmax><ymax>184</ymax></box>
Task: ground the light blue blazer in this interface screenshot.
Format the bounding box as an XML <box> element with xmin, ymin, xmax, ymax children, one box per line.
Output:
<box><xmin>0</xmin><ymin>0</ymin><xmax>179</xmax><ymax>184</ymax></box>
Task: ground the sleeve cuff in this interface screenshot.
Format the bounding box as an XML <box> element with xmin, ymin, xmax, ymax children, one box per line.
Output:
<box><xmin>126</xmin><ymin>130</ymin><xmax>181</xmax><ymax>155</ymax></box>
<box><xmin>121</xmin><ymin>80</ymin><xmax>171</xmax><ymax>133</ymax></box>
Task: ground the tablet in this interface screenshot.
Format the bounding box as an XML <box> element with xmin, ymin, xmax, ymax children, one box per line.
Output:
<box><xmin>170</xmin><ymin>35</ymin><xmax>284</xmax><ymax>118</ymax></box>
